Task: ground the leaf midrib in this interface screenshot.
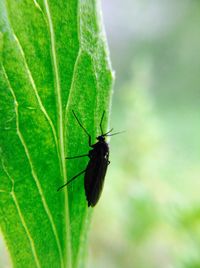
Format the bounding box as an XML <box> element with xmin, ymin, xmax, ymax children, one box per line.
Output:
<box><xmin>43</xmin><ymin>0</ymin><xmax>71</xmax><ymax>267</ymax></box>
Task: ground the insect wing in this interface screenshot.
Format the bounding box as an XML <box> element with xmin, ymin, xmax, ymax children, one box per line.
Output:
<box><xmin>84</xmin><ymin>146</ymin><xmax>109</xmax><ymax>207</ymax></box>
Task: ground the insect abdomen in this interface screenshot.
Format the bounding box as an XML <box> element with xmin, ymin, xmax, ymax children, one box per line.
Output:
<box><xmin>84</xmin><ymin>142</ymin><xmax>109</xmax><ymax>207</ymax></box>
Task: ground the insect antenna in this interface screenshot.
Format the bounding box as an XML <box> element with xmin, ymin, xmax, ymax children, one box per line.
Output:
<box><xmin>72</xmin><ymin>110</ymin><xmax>92</xmax><ymax>146</ymax></box>
<box><xmin>99</xmin><ymin>110</ymin><xmax>124</xmax><ymax>137</ymax></box>
<box><xmin>106</xmin><ymin>130</ymin><xmax>125</xmax><ymax>137</ymax></box>
<box><xmin>100</xmin><ymin>110</ymin><xmax>105</xmax><ymax>135</ymax></box>
<box><xmin>103</xmin><ymin>128</ymin><xmax>113</xmax><ymax>136</ymax></box>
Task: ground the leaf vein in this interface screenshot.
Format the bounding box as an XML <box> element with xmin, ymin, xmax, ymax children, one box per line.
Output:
<box><xmin>1</xmin><ymin>161</ymin><xmax>41</xmax><ymax>268</ymax></box>
<box><xmin>2</xmin><ymin>65</ymin><xmax>64</xmax><ymax>268</ymax></box>
<box><xmin>32</xmin><ymin>0</ymin><xmax>43</xmax><ymax>13</ymax></box>
<box><xmin>13</xmin><ymin>34</ymin><xmax>59</xmax><ymax>158</ymax></box>
<box><xmin>42</xmin><ymin>0</ymin><xmax>66</xmax><ymax>184</ymax></box>
<box><xmin>65</xmin><ymin>49</ymin><xmax>82</xmax><ymax>114</ymax></box>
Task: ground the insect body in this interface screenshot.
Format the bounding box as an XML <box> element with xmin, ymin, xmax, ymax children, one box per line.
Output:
<box><xmin>84</xmin><ymin>135</ymin><xmax>109</xmax><ymax>206</ymax></box>
<box><xmin>57</xmin><ymin>110</ymin><xmax>115</xmax><ymax>207</ymax></box>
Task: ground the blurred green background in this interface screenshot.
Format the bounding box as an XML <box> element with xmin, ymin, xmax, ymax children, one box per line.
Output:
<box><xmin>89</xmin><ymin>1</ymin><xmax>200</xmax><ymax>268</ymax></box>
<box><xmin>1</xmin><ymin>1</ymin><xmax>200</xmax><ymax>267</ymax></box>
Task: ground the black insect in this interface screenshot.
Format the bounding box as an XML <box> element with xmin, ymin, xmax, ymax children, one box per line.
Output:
<box><xmin>57</xmin><ymin>110</ymin><xmax>120</xmax><ymax>207</ymax></box>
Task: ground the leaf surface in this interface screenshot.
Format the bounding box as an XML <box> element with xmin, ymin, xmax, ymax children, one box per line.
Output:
<box><xmin>0</xmin><ymin>1</ymin><xmax>113</xmax><ymax>267</ymax></box>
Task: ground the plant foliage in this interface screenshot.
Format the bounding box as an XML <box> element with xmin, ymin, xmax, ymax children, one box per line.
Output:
<box><xmin>0</xmin><ymin>1</ymin><xmax>113</xmax><ymax>267</ymax></box>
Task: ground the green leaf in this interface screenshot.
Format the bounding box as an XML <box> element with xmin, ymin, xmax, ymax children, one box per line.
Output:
<box><xmin>0</xmin><ymin>1</ymin><xmax>113</xmax><ymax>267</ymax></box>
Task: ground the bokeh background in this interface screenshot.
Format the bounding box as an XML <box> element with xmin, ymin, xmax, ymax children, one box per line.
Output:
<box><xmin>88</xmin><ymin>1</ymin><xmax>200</xmax><ymax>268</ymax></box>
<box><xmin>1</xmin><ymin>1</ymin><xmax>200</xmax><ymax>268</ymax></box>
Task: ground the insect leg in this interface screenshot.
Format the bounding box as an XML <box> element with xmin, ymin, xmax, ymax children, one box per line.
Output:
<box><xmin>66</xmin><ymin>154</ymin><xmax>88</xmax><ymax>159</ymax></box>
<box><xmin>72</xmin><ymin>110</ymin><xmax>92</xmax><ymax>146</ymax></box>
<box><xmin>57</xmin><ymin>169</ymin><xmax>87</xmax><ymax>191</ymax></box>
